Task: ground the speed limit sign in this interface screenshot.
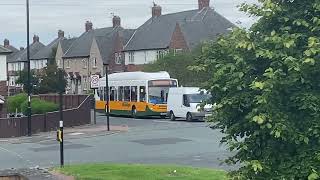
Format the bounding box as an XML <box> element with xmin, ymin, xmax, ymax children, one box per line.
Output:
<box><xmin>90</xmin><ymin>75</ymin><xmax>100</xmax><ymax>89</ymax></box>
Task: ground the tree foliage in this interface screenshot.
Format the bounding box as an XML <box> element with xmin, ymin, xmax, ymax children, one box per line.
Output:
<box><xmin>143</xmin><ymin>48</ymin><xmax>209</xmax><ymax>87</ymax></box>
<box><xmin>16</xmin><ymin>47</ymin><xmax>66</xmax><ymax>95</ymax></box>
<box><xmin>193</xmin><ymin>0</ymin><xmax>320</xmax><ymax>179</ymax></box>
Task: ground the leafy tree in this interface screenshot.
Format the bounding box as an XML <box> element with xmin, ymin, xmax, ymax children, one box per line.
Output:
<box><xmin>16</xmin><ymin>70</ymin><xmax>40</xmax><ymax>94</ymax></box>
<box><xmin>38</xmin><ymin>61</ymin><xmax>67</xmax><ymax>94</ymax></box>
<box><xmin>193</xmin><ymin>0</ymin><xmax>320</xmax><ymax>179</ymax></box>
<box><xmin>17</xmin><ymin>47</ymin><xmax>66</xmax><ymax>94</ymax></box>
<box><xmin>143</xmin><ymin>47</ymin><xmax>209</xmax><ymax>87</ymax></box>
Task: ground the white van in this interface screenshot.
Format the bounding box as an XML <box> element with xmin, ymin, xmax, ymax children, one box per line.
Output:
<box><xmin>167</xmin><ymin>87</ymin><xmax>212</xmax><ymax>121</ymax></box>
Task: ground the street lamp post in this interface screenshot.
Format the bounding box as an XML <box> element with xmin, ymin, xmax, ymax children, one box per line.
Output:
<box><xmin>103</xmin><ymin>63</ymin><xmax>110</xmax><ymax>131</ymax></box>
<box><xmin>26</xmin><ymin>0</ymin><xmax>32</xmax><ymax>136</ymax></box>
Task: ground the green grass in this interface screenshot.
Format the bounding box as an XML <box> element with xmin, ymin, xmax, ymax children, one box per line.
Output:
<box><xmin>57</xmin><ymin>163</ymin><xmax>228</xmax><ymax>180</ymax></box>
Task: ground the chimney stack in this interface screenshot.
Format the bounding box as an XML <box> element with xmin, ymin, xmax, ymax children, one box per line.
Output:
<box><xmin>152</xmin><ymin>3</ymin><xmax>162</xmax><ymax>18</ymax></box>
<box><xmin>198</xmin><ymin>0</ymin><xmax>210</xmax><ymax>10</ymax></box>
<box><xmin>33</xmin><ymin>35</ymin><xmax>39</xmax><ymax>43</ymax></box>
<box><xmin>58</xmin><ymin>30</ymin><xmax>65</xmax><ymax>38</ymax></box>
<box><xmin>20</xmin><ymin>47</ymin><xmax>25</xmax><ymax>51</ymax></box>
<box><xmin>85</xmin><ymin>21</ymin><xmax>93</xmax><ymax>32</ymax></box>
<box><xmin>112</xmin><ymin>16</ymin><xmax>121</xmax><ymax>28</ymax></box>
<box><xmin>3</xmin><ymin>39</ymin><xmax>9</xmax><ymax>47</ymax></box>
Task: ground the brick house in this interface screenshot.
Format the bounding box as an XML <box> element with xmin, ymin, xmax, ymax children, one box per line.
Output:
<box><xmin>31</xmin><ymin>30</ymin><xmax>66</xmax><ymax>69</ymax></box>
<box><xmin>0</xmin><ymin>45</ymin><xmax>11</xmax><ymax>97</ymax></box>
<box><xmin>123</xmin><ymin>0</ymin><xmax>235</xmax><ymax>71</ymax></box>
<box><xmin>60</xmin><ymin>16</ymin><xmax>134</xmax><ymax>94</ymax></box>
<box><xmin>7</xmin><ymin>35</ymin><xmax>45</xmax><ymax>95</ymax></box>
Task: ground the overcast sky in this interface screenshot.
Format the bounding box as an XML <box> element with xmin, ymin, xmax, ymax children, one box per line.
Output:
<box><xmin>0</xmin><ymin>0</ymin><xmax>257</xmax><ymax>48</ymax></box>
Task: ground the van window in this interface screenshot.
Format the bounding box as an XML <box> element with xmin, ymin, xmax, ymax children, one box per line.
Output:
<box><xmin>183</xmin><ymin>95</ymin><xmax>190</xmax><ymax>107</ymax></box>
<box><xmin>186</xmin><ymin>94</ymin><xmax>211</xmax><ymax>103</ymax></box>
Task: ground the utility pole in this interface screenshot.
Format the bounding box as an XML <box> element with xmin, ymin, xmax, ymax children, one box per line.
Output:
<box><xmin>26</xmin><ymin>0</ymin><xmax>32</xmax><ymax>136</ymax></box>
<box><xmin>103</xmin><ymin>63</ymin><xmax>110</xmax><ymax>131</ymax></box>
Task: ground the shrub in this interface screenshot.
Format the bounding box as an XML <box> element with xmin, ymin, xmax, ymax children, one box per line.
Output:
<box><xmin>7</xmin><ymin>93</ymin><xmax>27</xmax><ymax>113</ymax></box>
<box><xmin>21</xmin><ymin>98</ymin><xmax>59</xmax><ymax>115</ymax></box>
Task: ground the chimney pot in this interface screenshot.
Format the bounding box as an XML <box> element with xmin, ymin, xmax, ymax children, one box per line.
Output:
<box><xmin>33</xmin><ymin>35</ymin><xmax>39</xmax><ymax>43</ymax></box>
<box><xmin>3</xmin><ymin>39</ymin><xmax>9</xmax><ymax>47</ymax></box>
<box><xmin>58</xmin><ymin>30</ymin><xmax>64</xmax><ymax>38</ymax></box>
<box><xmin>85</xmin><ymin>21</ymin><xmax>93</xmax><ymax>32</ymax></box>
<box><xmin>198</xmin><ymin>0</ymin><xmax>210</xmax><ymax>10</ymax></box>
<box><xmin>112</xmin><ymin>16</ymin><xmax>121</xmax><ymax>28</ymax></box>
<box><xmin>152</xmin><ymin>3</ymin><xmax>162</xmax><ymax>18</ymax></box>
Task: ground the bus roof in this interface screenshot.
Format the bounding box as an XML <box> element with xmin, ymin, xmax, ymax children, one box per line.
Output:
<box><xmin>100</xmin><ymin>71</ymin><xmax>171</xmax><ymax>82</ymax></box>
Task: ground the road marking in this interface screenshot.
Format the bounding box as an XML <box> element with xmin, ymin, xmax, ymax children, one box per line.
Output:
<box><xmin>68</xmin><ymin>132</ymin><xmax>85</xmax><ymax>136</ymax></box>
<box><xmin>0</xmin><ymin>145</ymin><xmax>35</xmax><ymax>167</ymax></box>
<box><xmin>153</xmin><ymin>120</ymin><xmax>179</xmax><ymax>124</ymax></box>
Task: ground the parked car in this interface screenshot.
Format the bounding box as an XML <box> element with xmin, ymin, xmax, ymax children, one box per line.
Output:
<box><xmin>167</xmin><ymin>87</ymin><xmax>212</xmax><ymax>121</ymax></box>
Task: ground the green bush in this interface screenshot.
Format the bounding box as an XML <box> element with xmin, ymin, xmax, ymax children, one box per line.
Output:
<box><xmin>7</xmin><ymin>93</ymin><xmax>27</xmax><ymax>113</ymax></box>
<box><xmin>21</xmin><ymin>98</ymin><xmax>59</xmax><ymax>115</ymax></box>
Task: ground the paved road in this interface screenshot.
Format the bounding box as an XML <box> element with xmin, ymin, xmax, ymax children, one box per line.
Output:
<box><xmin>0</xmin><ymin>113</ymin><xmax>234</xmax><ymax>171</ymax></box>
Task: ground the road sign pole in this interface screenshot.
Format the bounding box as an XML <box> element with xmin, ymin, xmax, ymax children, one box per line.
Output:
<box><xmin>105</xmin><ymin>66</ymin><xmax>110</xmax><ymax>131</ymax></box>
<box><xmin>59</xmin><ymin>120</ymin><xmax>64</xmax><ymax>168</ymax></box>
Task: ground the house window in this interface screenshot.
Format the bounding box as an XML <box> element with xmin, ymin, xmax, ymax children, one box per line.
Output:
<box><xmin>115</xmin><ymin>53</ymin><xmax>122</xmax><ymax>64</ymax></box>
<box><xmin>83</xmin><ymin>76</ymin><xmax>87</xmax><ymax>90</ymax></box>
<box><xmin>174</xmin><ymin>49</ymin><xmax>183</xmax><ymax>55</ymax></box>
<box><xmin>92</xmin><ymin>57</ymin><xmax>97</xmax><ymax>68</ymax></box>
<box><xmin>83</xmin><ymin>59</ymin><xmax>88</xmax><ymax>69</ymax></box>
<box><xmin>66</xmin><ymin>60</ymin><xmax>70</xmax><ymax>68</ymax></box>
<box><xmin>156</xmin><ymin>50</ymin><xmax>166</xmax><ymax>60</ymax></box>
<box><xmin>129</xmin><ymin>52</ymin><xmax>135</xmax><ymax>64</ymax></box>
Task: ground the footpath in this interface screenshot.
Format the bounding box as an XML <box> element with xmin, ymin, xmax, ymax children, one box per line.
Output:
<box><xmin>0</xmin><ymin>123</ymin><xmax>128</xmax><ymax>144</ymax></box>
<box><xmin>0</xmin><ymin>122</ymin><xmax>128</xmax><ymax>179</ymax></box>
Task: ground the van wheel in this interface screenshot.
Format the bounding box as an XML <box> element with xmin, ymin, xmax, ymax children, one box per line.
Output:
<box><xmin>131</xmin><ymin>106</ymin><xmax>137</xmax><ymax>119</ymax></box>
<box><xmin>186</xmin><ymin>113</ymin><xmax>193</xmax><ymax>122</ymax></box>
<box><xmin>170</xmin><ymin>111</ymin><xmax>176</xmax><ymax>121</ymax></box>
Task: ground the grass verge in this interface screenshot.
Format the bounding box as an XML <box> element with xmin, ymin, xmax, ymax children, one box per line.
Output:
<box><xmin>57</xmin><ymin>163</ymin><xmax>227</xmax><ymax>180</ymax></box>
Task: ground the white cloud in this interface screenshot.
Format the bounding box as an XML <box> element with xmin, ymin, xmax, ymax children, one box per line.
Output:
<box><xmin>0</xmin><ymin>0</ymin><xmax>258</xmax><ymax>47</ymax></box>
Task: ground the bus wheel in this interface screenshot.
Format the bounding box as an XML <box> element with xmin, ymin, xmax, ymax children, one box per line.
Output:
<box><xmin>169</xmin><ymin>111</ymin><xmax>176</xmax><ymax>121</ymax></box>
<box><xmin>131</xmin><ymin>106</ymin><xmax>137</xmax><ymax>119</ymax></box>
<box><xmin>186</xmin><ymin>112</ymin><xmax>193</xmax><ymax>122</ymax></box>
<box><xmin>160</xmin><ymin>115</ymin><xmax>166</xmax><ymax>119</ymax></box>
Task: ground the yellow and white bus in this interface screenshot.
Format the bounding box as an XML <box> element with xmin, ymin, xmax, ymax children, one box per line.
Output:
<box><xmin>95</xmin><ymin>71</ymin><xmax>178</xmax><ymax>118</ymax></box>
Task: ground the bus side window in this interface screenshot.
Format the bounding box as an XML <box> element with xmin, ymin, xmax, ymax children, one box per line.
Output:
<box><xmin>124</xmin><ymin>86</ymin><xmax>130</xmax><ymax>102</ymax></box>
<box><xmin>131</xmin><ymin>86</ymin><xmax>137</xmax><ymax>102</ymax></box>
<box><xmin>139</xmin><ymin>86</ymin><xmax>146</xmax><ymax>102</ymax></box>
<box><xmin>118</xmin><ymin>86</ymin><xmax>124</xmax><ymax>101</ymax></box>
<box><xmin>110</xmin><ymin>87</ymin><xmax>117</xmax><ymax>101</ymax></box>
<box><xmin>104</xmin><ymin>87</ymin><xmax>107</xmax><ymax>101</ymax></box>
<box><xmin>99</xmin><ymin>87</ymin><xmax>103</xmax><ymax>100</ymax></box>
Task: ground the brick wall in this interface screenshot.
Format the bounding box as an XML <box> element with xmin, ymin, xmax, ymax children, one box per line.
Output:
<box><xmin>0</xmin><ymin>81</ymin><xmax>7</xmax><ymax>97</ymax></box>
<box><xmin>108</xmin><ymin>32</ymin><xmax>126</xmax><ymax>73</ymax></box>
<box><xmin>125</xmin><ymin>64</ymin><xmax>144</xmax><ymax>72</ymax></box>
<box><xmin>169</xmin><ymin>23</ymin><xmax>189</xmax><ymax>51</ymax></box>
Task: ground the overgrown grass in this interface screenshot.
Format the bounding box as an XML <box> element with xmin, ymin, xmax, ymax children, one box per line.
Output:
<box><xmin>57</xmin><ymin>163</ymin><xmax>228</xmax><ymax>180</ymax></box>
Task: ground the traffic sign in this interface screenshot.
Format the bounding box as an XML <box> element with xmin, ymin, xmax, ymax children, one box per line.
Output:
<box><xmin>90</xmin><ymin>75</ymin><xmax>100</xmax><ymax>89</ymax></box>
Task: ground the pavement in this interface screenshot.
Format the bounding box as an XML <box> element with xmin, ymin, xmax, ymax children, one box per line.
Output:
<box><xmin>0</xmin><ymin>113</ymin><xmax>236</xmax><ymax>179</ymax></box>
